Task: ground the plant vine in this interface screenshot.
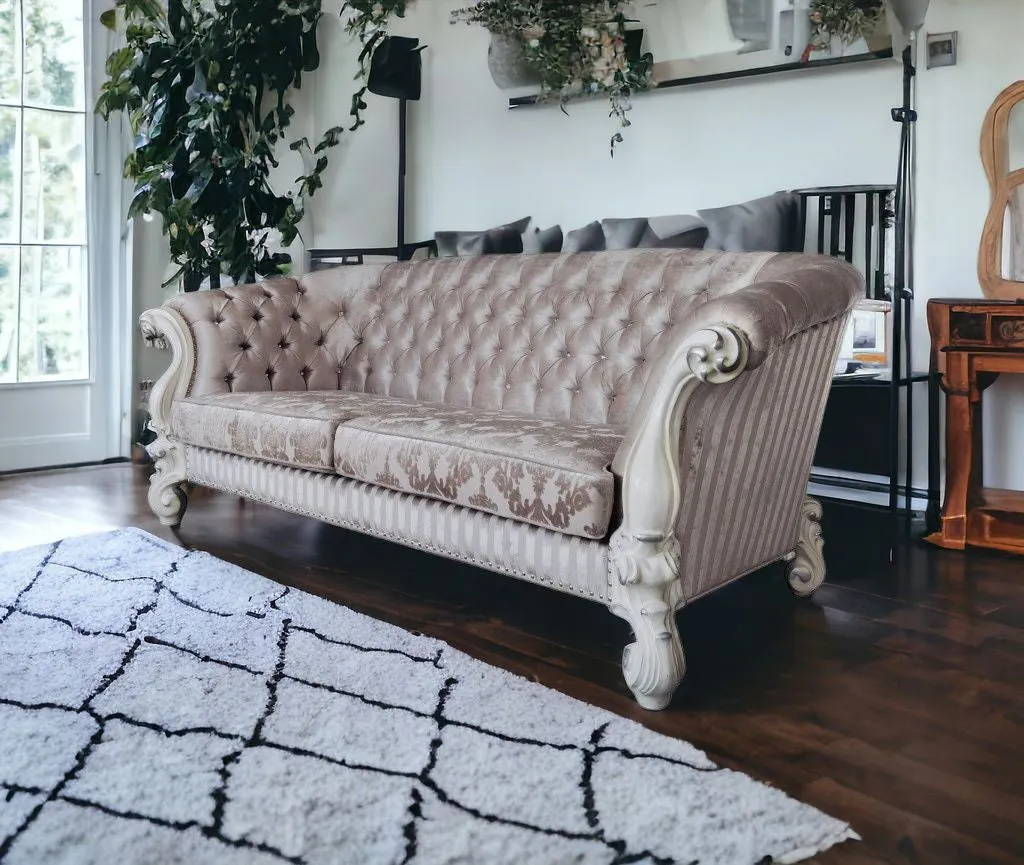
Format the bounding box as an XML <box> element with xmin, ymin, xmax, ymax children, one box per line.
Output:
<box><xmin>96</xmin><ymin>0</ymin><xmax>346</xmax><ymax>289</ymax></box>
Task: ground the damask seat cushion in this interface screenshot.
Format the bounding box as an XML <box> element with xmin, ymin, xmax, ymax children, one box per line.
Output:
<box><xmin>333</xmin><ymin>404</ymin><xmax>623</xmax><ymax>540</ymax></box>
<box><xmin>171</xmin><ymin>390</ymin><xmax>415</xmax><ymax>472</ymax></box>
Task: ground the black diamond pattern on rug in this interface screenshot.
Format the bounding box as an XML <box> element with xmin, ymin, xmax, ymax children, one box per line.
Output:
<box><xmin>0</xmin><ymin>529</ymin><xmax>856</xmax><ymax>865</ymax></box>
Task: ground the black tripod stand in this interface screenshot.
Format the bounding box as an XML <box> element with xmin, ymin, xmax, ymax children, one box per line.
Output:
<box><xmin>888</xmin><ymin>37</ymin><xmax>920</xmax><ymax>524</ymax></box>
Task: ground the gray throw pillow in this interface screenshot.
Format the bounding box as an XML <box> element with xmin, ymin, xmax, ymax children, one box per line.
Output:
<box><xmin>435</xmin><ymin>216</ymin><xmax>531</xmax><ymax>257</ymax></box>
<box><xmin>563</xmin><ymin>221</ymin><xmax>606</xmax><ymax>253</ymax></box>
<box><xmin>642</xmin><ymin>226</ymin><xmax>709</xmax><ymax>249</ymax></box>
<box><xmin>638</xmin><ymin>214</ymin><xmax>709</xmax><ymax>249</ymax></box>
<box><xmin>698</xmin><ymin>192</ymin><xmax>801</xmax><ymax>253</ymax></box>
<box><xmin>522</xmin><ymin>224</ymin><xmax>563</xmax><ymax>254</ymax></box>
<box><xmin>601</xmin><ymin>217</ymin><xmax>649</xmax><ymax>250</ymax></box>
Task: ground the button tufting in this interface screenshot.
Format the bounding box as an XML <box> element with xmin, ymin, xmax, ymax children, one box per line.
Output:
<box><xmin>253</xmin><ymin>312</ymin><xmax>264</xmax><ymax>322</ymax></box>
<box><xmin>239</xmin><ymin>342</ymin><xmax>251</xmax><ymax>351</ymax></box>
<box><xmin>266</xmin><ymin>369</ymin><xmax>275</xmax><ymax>378</ymax></box>
<box><xmin>290</xmin><ymin>311</ymin><xmax>301</xmax><ymax>321</ymax></box>
<box><xmin>278</xmin><ymin>339</ymin><xmax>290</xmax><ymax>349</ymax></box>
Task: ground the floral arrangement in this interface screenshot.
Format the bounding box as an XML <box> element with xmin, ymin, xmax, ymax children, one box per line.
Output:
<box><xmin>451</xmin><ymin>0</ymin><xmax>654</xmax><ymax>153</ymax></box>
<box><xmin>809</xmin><ymin>0</ymin><xmax>886</xmax><ymax>47</ymax></box>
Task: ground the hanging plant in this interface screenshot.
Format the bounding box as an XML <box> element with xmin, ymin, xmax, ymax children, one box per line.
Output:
<box><xmin>96</xmin><ymin>0</ymin><xmax>345</xmax><ymax>290</ymax></box>
<box><xmin>341</xmin><ymin>1</ymin><xmax>413</xmax><ymax>130</ymax></box>
<box><xmin>451</xmin><ymin>1</ymin><xmax>654</xmax><ymax>154</ymax></box>
<box><xmin>809</xmin><ymin>0</ymin><xmax>885</xmax><ymax>47</ymax></box>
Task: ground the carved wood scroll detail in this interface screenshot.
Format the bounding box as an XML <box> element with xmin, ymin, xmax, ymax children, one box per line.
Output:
<box><xmin>997</xmin><ymin>318</ymin><xmax>1024</xmax><ymax>343</ymax></box>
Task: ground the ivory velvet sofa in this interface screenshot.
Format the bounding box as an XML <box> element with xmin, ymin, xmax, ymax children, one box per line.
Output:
<box><xmin>141</xmin><ymin>248</ymin><xmax>862</xmax><ymax>710</ymax></box>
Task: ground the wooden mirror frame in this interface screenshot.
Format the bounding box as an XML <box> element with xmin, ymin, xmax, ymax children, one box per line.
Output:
<box><xmin>979</xmin><ymin>80</ymin><xmax>1024</xmax><ymax>300</ymax></box>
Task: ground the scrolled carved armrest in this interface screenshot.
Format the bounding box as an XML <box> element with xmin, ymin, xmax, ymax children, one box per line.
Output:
<box><xmin>139</xmin><ymin>307</ymin><xmax>196</xmax><ymax>448</ymax></box>
<box><xmin>140</xmin><ymin>315</ymin><xmax>170</xmax><ymax>351</ymax></box>
<box><xmin>610</xmin><ymin>325</ymin><xmax>751</xmax><ymax>554</ymax></box>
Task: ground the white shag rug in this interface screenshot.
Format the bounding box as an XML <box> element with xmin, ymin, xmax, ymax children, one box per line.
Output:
<box><xmin>0</xmin><ymin>529</ymin><xmax>857</xmax><ymax>865</ymax></box>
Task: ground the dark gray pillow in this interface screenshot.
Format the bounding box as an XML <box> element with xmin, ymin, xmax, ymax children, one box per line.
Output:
<box><xmin>522</xmin><ymin>224</ymin><xmax>563</xmax><ymax>254</ymax></box>
<box><xmin>435</xmin><ymin>216</ymin><xmax>531</xmax><ymax>257</ymax></box>
<box><xmin>641</xmin><ymin>226</ymin><xmax>709</xmax><ymax>249</ymax></box>
<box><xmin>698</xmin><ymin>192</ymin><xmax>801</xmax><ymax>253</ymax></box>
<box><xmin>638</xmin><ymin>214</ymin><xmax>709</xmax><ymax>249</ymax></box>
<box><xmin>601</xmin><ymin>217</ymin><xmax>649</xmax><ymax>250</ymax></box>
<box><xmin>563</xmin><ymin>221</ymin><xmax>606</xmax><ymax>253</ymax></box>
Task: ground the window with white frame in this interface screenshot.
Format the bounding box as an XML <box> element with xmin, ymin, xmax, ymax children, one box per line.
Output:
<box><xmin>0</xmin><ymin>0</ymin><xmax>88</xmax><ymax>383</ymax></box>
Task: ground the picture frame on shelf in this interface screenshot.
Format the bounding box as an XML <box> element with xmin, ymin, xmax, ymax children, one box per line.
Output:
<box><xmin>846</xmin><ymin>299</ymin><xmax>892</xmax><ymax>366</ymax></box>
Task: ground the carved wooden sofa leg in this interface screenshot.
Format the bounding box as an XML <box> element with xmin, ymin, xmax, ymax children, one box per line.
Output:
<box><xmin>608</xmin><ymin>532</ymin><xmax>686</xmax><ymax>711</ymax></box>
<box><xmin>147</xmin><ymin>438</ymin><xmax>189</xmax><ymax>528</ymax></box>
<box><xmin>786</xmin><ymin>497</ymin><xmax>826</xmax><ymax>598</ymax></box>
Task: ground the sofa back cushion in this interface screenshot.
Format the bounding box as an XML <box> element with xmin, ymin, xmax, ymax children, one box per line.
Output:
<box><xmin>172</xmin><ymin>248</ymin><xmax>822</xmax><ymax>426</ymax></box>
<box><xmin>321</xmin><ymin>249</ymin><xmax>780</xmax><ymax>425</ymax></box>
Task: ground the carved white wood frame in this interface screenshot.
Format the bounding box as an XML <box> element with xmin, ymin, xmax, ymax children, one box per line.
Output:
<box><xmin>139</xmin><ymin>307</ymin><xmax>195</xmax><ymax>527</ymax></box>
<box><xmin>607</xmin><ymin>325</ymin><xmax>750</xmax><ymax>710</ymax></box>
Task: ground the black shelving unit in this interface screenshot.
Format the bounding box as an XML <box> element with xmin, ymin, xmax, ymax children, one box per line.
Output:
<box><xmin>794</xmin><ymin>185</ymin><xmax>930</xmax><ymax>521</ymax></box>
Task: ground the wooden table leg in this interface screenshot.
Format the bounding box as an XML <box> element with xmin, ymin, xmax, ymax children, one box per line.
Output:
<box><xmin>926</xmin><ymin>353</ymin><xmax>974</xmax><ymax>550</ymax></box>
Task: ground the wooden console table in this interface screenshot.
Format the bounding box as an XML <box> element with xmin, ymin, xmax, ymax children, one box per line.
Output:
<box><xmin>927</xmin><ymin>299</ymin><xmax>1024</xmax><ymax>554</ymax></box>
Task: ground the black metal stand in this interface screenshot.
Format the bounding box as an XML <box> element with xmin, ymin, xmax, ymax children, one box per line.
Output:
<box><xmin>796</xmin><ymin>179</ymin><xmax>937</xmax><ymax>555</ymax></box>
<box><xmin>307</xmin><ymin>94</ymin><xmax>439</xmax><ymax>269</ymax></box>
<box><xmin>889</xmin><ymin>42</ymin><xmax>919</xmax><ymax>527</ymax></box>
<box><xmin>397</xmin><ymin>97</ymin><xmax>408</xmax><ymax>261</ymax></box>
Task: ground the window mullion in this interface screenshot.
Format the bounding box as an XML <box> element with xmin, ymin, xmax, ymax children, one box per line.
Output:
<box><xmin>15</xmin><ymin>0</ymin><xmax>23</xmax><ymax>380</ymax></box>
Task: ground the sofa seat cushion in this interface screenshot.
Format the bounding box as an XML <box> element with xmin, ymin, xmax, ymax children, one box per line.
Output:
<box><xmin>333</xmin><ymin>404</ymin><xmax>623</xmax><ymax>540</ymax></box>
<box><xmin>172</xmin><ymin>390</ymin><xmax>414</xmax><ymax>472</ymax></box>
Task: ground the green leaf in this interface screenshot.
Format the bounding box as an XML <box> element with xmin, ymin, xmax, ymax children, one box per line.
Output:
<box><xmin>301</xmin><ymin>24</ymin><xmax>321</xmax><ymax>72</ymax></box>
<box><xmin>100</xmin><ymin>9</ymin><xmax>117</xmax><ymax>30</ymax></box>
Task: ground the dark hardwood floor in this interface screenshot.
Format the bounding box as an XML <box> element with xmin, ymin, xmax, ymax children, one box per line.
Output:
<box><xmin>1</xmin><ymin>463</ymin><xmax>1022</xmax><ymax>864</ymax></box>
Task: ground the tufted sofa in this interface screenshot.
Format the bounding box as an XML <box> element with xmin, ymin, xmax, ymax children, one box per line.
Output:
<box><xmin>141</xmin><ymin>249</ymin><xmax>862</xmax><ymax>709</ymax></box>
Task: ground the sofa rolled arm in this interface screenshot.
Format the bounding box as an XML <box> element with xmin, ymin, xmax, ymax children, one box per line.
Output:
<box><xmin>605</xmin><ymin>264</ymin><xmax>859</xmax><ymax>708</ymax></box>
<box><xmin>611</xmin><ymin>262</ymin><xmax>862</xmax><ymax>497</ymax></box>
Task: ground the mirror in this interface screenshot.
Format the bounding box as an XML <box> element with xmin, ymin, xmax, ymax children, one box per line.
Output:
<box><xmin>1006</xmin><ymin>188</ymin><xmax>1024</xmax><ymax>282</ymax></box>
<box><xmin>980</xmin><ymin>80</ymin><xmax>1024</xmax><ymax>299</ymax></box>
<box><xmin>1007</xmin><ymin>102</ymin><xmax>1024</xmax><ymax>281</ymax></box>
<box><xmin>631</xmin><ymin>0</ymin><xmax>892</xmax><ymax>86</ymax></box>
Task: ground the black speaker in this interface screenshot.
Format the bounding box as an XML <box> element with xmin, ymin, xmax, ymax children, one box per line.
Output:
<box><xmin>367</xmin><ymin>36</ymin><xmax>425</xmax><ymax>102</ymax></box>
